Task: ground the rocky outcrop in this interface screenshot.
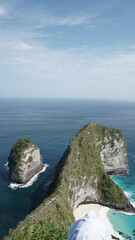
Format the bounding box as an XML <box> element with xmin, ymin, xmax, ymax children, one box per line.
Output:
<box><xmin>5</xmin><ymin>123</ymin><xmax>134</xmax><ymax>240</ymax></box>
<box><xmin>99</xmin><ymin>134</ymin><xmax>128</xmax><ymax>175</ymax></box>
<box><xmin>8</xmin><ymin>138</ymin><xmax>43</xmax><ymax>184</ymax></box>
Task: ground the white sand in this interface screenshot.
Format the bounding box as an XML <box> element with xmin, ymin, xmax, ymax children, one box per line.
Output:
<box><xmin>73</xmin><ymin>203</ymin><xmax>120</xmax><ymax>238</ymax></box>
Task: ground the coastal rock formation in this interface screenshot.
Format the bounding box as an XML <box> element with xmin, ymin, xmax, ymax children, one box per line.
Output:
<box><xmin>8</xmin><ymin>138</ymin><xmax>43</xmax><ymax>184</ymax></box>
<box><xmin>5</xmin><ymin>123</ymin><xmax>134</xmax><ymax>240</ymax></box>
<box><xmin>52</xmin><ymin>122</ymin><xmax>130</xmax><ymax>210</ymax></box>
<box><xmin>99</xmin><ymin>133</ymin><xmax>128</xmax><ymax>175</ymax></box>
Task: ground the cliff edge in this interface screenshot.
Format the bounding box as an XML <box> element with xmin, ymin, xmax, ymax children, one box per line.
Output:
<box><xmin>5</xmin><ymin>123</ymin><xmax>134</xmax><ymax>240</ymax></box>
<box><xmin>8</xmin><ymin>137</ymin><xmax>43</xmax><ymax>184</ymax></box>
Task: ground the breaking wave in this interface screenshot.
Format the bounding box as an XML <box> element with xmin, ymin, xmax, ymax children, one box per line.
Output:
<box><xmin>8</xmin><ymin>164</ymin><xmax>48</xmax><ymax>190</ymax></box>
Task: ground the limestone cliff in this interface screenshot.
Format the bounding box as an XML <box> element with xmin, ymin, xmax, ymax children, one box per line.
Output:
<box><xmin>8</xmin><ymin>138</ymin><xmax>43</xmax><ymax>184</ymax></box>
<box><xmin>99</xmin><ymin>132</ymin><xmax>128</xmax><ymax>175</ymax></box>
<box><xmin>5</xmin><ymin>123</ymin><xmax>134</xmax><ymax>240</ymax></box>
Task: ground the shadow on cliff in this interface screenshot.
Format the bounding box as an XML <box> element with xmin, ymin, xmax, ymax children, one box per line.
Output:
<box><xmin>29</xmin><ymin>166</ymin><xmax>55</xmax><ymax>212</ymax></box>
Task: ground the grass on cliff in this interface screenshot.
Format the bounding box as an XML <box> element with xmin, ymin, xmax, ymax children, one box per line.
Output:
<box><xmin>97</xmin><ymin>167</ymin><xmax>127</xmax><ymax>204</ymax></box>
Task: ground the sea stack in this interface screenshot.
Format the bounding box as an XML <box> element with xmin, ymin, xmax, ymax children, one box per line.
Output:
<box><xmin>8</xmin><ymin>137</ymin><xmax>43</xmax><ymax>184</ymax></box>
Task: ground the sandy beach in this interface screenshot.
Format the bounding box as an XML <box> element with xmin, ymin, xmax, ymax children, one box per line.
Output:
<box><xmin>73</xmin><ymin>203</ymin><xmax>120</xmax><ymax>238</ymax></box>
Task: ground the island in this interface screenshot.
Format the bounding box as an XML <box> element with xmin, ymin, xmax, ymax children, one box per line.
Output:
<box><xmin>8</xmin><ymin>137</ymin><xmax>43</xmax><ymax>184</ymax></box>
<box><xmin>5</xmin><ymin>123</ymin><xmax>134</xmax><ymax>240</ymax></box>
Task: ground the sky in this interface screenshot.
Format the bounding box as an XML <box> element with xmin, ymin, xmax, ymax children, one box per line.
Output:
<box><xmin>0</xmin><ymin>0</ymin><xmax>135</xmax><ymax>99</ymax></box>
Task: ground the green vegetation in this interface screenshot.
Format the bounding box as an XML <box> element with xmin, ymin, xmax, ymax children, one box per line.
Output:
<box><xmin>8</xmin><ymin>137</ymin><xmax>38</xmax><ymax>170</ymax></box>
<box><xmin>5</xmin><ymin>123</ymin><xmax>131</xmax><ymax>240</ymax></box>
<box><xmin>4</xmin><ymin>220</ymin><xmax>69</xmax><ymax>240</ymax></box>
<box><xmin>97</xmin><ymin>169</ymin><xmax>127</xmax><ymax>204</ymax></box>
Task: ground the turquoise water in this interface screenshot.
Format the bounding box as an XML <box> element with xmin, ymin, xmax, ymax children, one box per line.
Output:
<box><xmin>0</xmin><ymin>98</ymin><xmax>135</xmax><ymax>239</ymax></box>
<box><xmin>108</xmin><ymin>209</ymin><xmax>135</xmax><ymax>238</ymax></box>
<box><xmin>108</xmin><ymin>172</ymin><xmax>135</xmax><ymax>238</ymax></box>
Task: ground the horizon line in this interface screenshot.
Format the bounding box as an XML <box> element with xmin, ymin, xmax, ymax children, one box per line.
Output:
<box><xmin>0</xmin><ymin>97</ymin><xmax>135</xmax><ymax>102</ymax></box>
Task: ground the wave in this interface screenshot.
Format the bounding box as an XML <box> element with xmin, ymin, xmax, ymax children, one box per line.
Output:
<box><xmin>130</xmin><ymin>199</ymin><xmax>135</xmax><ymax>208</ymax></box>
<box><xmin>120</xmin><ymin>211</ymin><xmax>135</xmax><ymax>216</ymax></box>
<box><xmin>128</xmin><ymin>153</ymin><xmax>135</xmax><ymax>158</ymax></box>
<box><xmin>8</xmin><ymin>164</ymin><xmax>48</xmax><ymax>190</ymax></box>
<box><xmin>119</xmin><ymin>207</ymin><xmax>135</xmax><ymax>216</ymax></box>
<box><xmin>124</xmin><ymin>191</ymin><xmax>132</xmax><ymax>198</ymax></box>
<box><xmin>124</xmin><ymin>191</ymin><xmax>135</xmax><ymax>207</ymax></box>
<box><xmin>4</xmin><ymin>162</ymin><xmax>8</xmax><ymax>167</ymax></box>
<box><xmin>4</xmin><ymin>162</ymin><xmax>9</xmax><ymax>170</ymax></box>
<box><xmin>120</xmin><ymin>191</ymin><xmax>135</xmax><ymax>215</ymax></box>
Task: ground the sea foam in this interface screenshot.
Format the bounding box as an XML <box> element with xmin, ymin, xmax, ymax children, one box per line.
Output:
<box><xmin>118</xmin><ymin>191</ymin><xmax>135</xmax><ymax>216</ymax></box>
<box><xmin>4</xmin><ymin>162</ymin><xmax>8</xmax><ymax>167</ymax></box>
<box><xmin>124</xmin><ymin>191</ymin><xmax>135</xmax><ymax>208</ymax></box>
<box><xmin>4</xmin><ymin>162</ymin><xmax>9</xmax><ymax>170</ymax></box>
<box><xmin>130</xmin><ymin>199</ymin><xmax>135</xmax><ymax>209</ymax></box>
<box><xmin>124</xmin><ymin>191</ymin><xmax>132</xmax><ymax>198</ymax></box>
<box><xmin>128</xmin><ymin>153</ymin><xmax>135</xmax><ymax>158</ymax></box>
<box><xmin>8</xmin><ymin>164</ymin><xmax>48</xmax><ymax>190</ymax></box>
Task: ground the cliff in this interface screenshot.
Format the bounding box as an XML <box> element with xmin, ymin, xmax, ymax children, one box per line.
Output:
<box><xmin>52</xmin><ymin>122</ymin><xmax>130</xmax><ymax>210</ymax></box>
<box><xmin>8</xmin><ymin>138</ymin><xmax>43</xmax><ymax>184</ymax></box>
<box><xmin>5</xmin><ymin>123</ymin><xmax>134</xmax><ymax>240</ymax></box>
<box><xmin>99</xmin><ymin>131</ymin><xmax>128</xmax><ymax>175</ymax></box>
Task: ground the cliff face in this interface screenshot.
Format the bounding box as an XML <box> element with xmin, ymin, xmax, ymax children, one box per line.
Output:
<box><xmin>8</xmin><ymin>138</ymin><xmax>43</xmax><ymax>183</ymax></box>
<box><xmin>99</xmin><ymin>135</ymin><xmax>128</xmax><ymax>175</ymax></box>
<box><xmin>5</xmin><ymin>123</ymin><xmax>134</xmax><ymax>240</ymax></box>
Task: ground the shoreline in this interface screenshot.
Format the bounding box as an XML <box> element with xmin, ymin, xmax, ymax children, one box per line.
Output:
<box><xmin>21</xmin><ymin>163</ymin><xmax>46</xmax><ymax>185</ymax></box>
<box><xmin>73</xmin><ymin>203</ymin><xmax>120</xmax><ymax>238</ymax></box>
<box><xmin>9</xmin><ymin>164</ymin><xmax>47</xmax><ymax>189</ymax></box>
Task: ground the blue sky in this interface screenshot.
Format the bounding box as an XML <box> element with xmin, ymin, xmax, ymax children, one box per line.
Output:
<box><xmin>0</xmin><ymin>0</ymin><xmax>135</xmax><ymax>99</ymax></box>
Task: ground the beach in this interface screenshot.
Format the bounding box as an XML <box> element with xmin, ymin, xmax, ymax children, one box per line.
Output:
<box><xmin>73</xmin><ymin>203</ymin><xmax>120</xmax><ymax>238</ymax></box>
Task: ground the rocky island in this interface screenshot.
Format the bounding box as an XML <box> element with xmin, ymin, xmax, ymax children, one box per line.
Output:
<box><xmin>5</xmin><ymin>123</ymin><xmax>134</xmax><ymax>240</ymax></box>
<box><xmin>8</xmin><ymin>137</ymin><xmax>43</xmax><ymax>184</ymax></box>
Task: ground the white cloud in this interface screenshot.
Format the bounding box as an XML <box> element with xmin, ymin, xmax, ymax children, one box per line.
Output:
<box><xmin>0</xmin><ymin>40</ymin><xmax>135</xmax><ymax>98</ymax></box>
<box><xmin>1</xmin><ymin>41</ymin><xmax>135</xmax><ymax>82</ymax></box>
<box><xmin>0</xmin><ymin>41</ymin><xmax>34</xmax><ymax>51</ymax></box>
<box><xmin>0</xmin><ymin>1</ymin><xmax>134</xmax><ymax>98</ymax></box>
<box><xmin>16</xmin><ymin>42</ymin><xmax>34</xmax><ymax>51</ymax></box>
<box><xmin>0</xmin><ymin>6</ymin><xmax>6</xmax><ymax>16</ymax></box>
<box><xmin>18</xmin><ymin>12</ymin><xmax>94</xmax><ymax>28</ymax></box>
<box><xmin>0</xmin><ymin>0</ymin><xmax>97</xmax><ymax>28</ymax></box>
<box><xmin>43</xmin><ymin>15</ymin><xmax>93</xmax><ymax>26</ymax></box>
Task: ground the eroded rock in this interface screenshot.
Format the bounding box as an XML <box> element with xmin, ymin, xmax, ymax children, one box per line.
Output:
<box><xmin>8</xmin><ymin>138</ymin><xmax>43</xmax><ymax>183</ymax></box>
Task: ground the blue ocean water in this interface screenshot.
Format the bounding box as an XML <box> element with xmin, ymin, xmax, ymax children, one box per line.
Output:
<box><xmin>0</xmin><ymin>98</ymin><xmax>135</xmax><ymax>239</ymax></box>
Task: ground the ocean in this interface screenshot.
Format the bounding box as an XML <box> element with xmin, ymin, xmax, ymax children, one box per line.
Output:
<box><xmin>0</xmin><ymin>98</ymin><xmax>135</xmax><ymax>239</ymax></box>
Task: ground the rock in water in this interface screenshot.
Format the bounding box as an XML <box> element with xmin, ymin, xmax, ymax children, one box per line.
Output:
<box><xmin>8</xmin><ymin>138</ymin><xmax>43</xmax><ymax>183</ymax></box>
